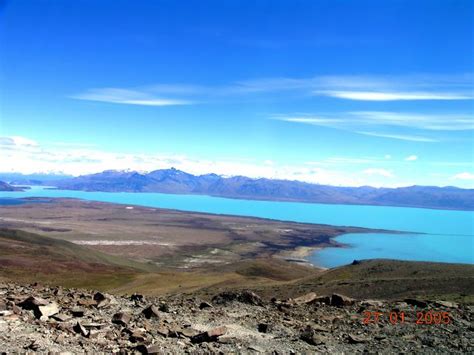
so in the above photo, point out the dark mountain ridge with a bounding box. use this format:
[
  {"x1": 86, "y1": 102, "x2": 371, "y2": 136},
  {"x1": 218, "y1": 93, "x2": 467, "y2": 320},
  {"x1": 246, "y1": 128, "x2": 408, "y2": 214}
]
[
  {"x1": 0, "y1": 172, "x2": 72, "y2": 186},
  {"x1": 0, "y1": 181, "x2": 25, "y2": 191},
  {"x1": 20, "y1": 168, "x2": 474, "y2": 210}
]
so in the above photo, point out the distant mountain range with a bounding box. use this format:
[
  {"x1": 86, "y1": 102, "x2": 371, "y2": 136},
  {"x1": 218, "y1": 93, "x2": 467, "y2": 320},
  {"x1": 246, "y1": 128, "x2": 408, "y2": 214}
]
[
  {"x1": 0, "y1": 181, "x2": 25, "y2": 191},
  {"x1": 0, "y1": 173, "x2": 72, "y2": 186},
  {"x1": 3, "y1": 168, "x2": 473, "y2": 210}
]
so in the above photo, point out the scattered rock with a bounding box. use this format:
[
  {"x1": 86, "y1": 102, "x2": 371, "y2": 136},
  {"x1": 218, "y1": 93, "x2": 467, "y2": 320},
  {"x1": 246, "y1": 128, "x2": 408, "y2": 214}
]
[
  {"x1": 19, "y1": 296, "x2": 59, "y2": 320},
  {"x1": 26, "y1": 340, "x2": 41, "y2": 351},
  {"x1": 212, "y1": 290, "x2": 264, "y2": 306},
  {"x1": 347, "y1": 334, "x2": 370, "y2": 344},
  {"x1": 77, "y1": 299, "x2": 97, "y2": 307},
  {"x1": 199, "y1": 301, "x2": 213, "y2": 310},
  {"x1": 112, "y1": 312, "x2": 131, "y2": 326},
  {"x1": 142, "y1": 305, "x2": 160, "y2": 319},
  {"x1": 11, "y1": 304, "x2": 22, "y2": 315},
  {"x1": 88, "y1": 329, "x2": 105, "y2": 339},
  {"x1": 159, "y1": 303, "x2": 170, "y2": 313},
  {"x1": 36, "y1": 302, "x2": 59, "y2": 319},
  {"x1": 330, "y1": 294, "x2": 355, "y2": 307},
  {"x1": 52, "y1": 313, "x2": 71, "y2": 322},
  {"x1": 248, "y1": 345, "x2": 265, "y2": 352},
  {"x1": 300, "y1": 326, "x2": 326, "y2": 346},
  {"x1": 70, "y1": 307, "x2": 86, "y2": 317},
  {"x1": 166, "y1": 325, "x2": 183, "y2": 338},
  {"x1": 94, "y1": 292, "x2": 112, "y2": 308},
  {"x1": 156, "y1": 325, "x2": 170, "y2": 337},
  {"x1": 179, "y1": 327, "x2": 198, "y2": 338},
  {"x1": 83, "y1": 322, "x2": 106, "y2": 329},
  {"x1": 19, "y1": 296, "x2": 48, "y2": 309},
  {"x1": 73, "y1": 321, "x2": 89, "y2": 337},
  {"x1": 93, "y1": 292, "x2": 107, "y2": 303},
  {"x1": 313, "y1": 295, "x2": 331, "y2": 304},
  {"x1": 434, "y1": 300, "x2": 458, "y2": 309},
  {"x1": 191, "y1": 326, "x2": 227, "y2": 343},
  {"x1": 360, "y1": 300, "x2": 384, "y2": 308},
  {"x1": 404, "y1": 299, "x2": 428, "y2": 308},
  {"x1": 290, "y1": 292, "x2": 318, "y2": 305},
  {"x1": 129, "y1": 329, "x2": 147, "y2": 343},
  {"x1": 136, "y1": 343, "x2": 162, "y2": 354},
  {"x1": 0, "y1": 282, "x2": 471, "y2": 353},
  {"x1": 257, "y1": 323, "x2": 271, "y2": 333},
  {"x1": 131, "y1": 293, "x2": 144, "y2": 302},
  {"x1": 309, "y1": 324, "x2": 330, "y2": 332}
]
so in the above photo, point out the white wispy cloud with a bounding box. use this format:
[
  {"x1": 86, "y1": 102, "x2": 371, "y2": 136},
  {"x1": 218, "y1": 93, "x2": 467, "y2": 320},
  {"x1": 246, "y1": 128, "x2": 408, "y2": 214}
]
[
  {"x1": 273, "y1": 109, "x2": 474, "y2": 142},
  {"x1": 3, "y1": 135, "x2": 472, "y2": 188},
  {"x1": 320, "y1": 156, "x2": 387, "y2": 165},
  {"x1": 356, "y1": 131, "x2": 438, "y2": 142},
  {"x1": 236, "y1": 73, "x2": 474, "y2": 100},
  {"x1": 430, "y1": 161, "x2": 474, "y2": 167},
  {"x1": 351, "y1": 111, "x2": 474, "y2": 131},
  {"x1": 0, "y1": 135, "x2": 406, "y2": 187},
  {"x1": 363, "y1": 168, "x2": 394, "y2": 178},
  {"x1": 452, "y1": 172, "x2": 474, "y2": 180},
  {"x1": 275, "y1": 112, "x2": 473, "y2": 132},
  {"x1": 0, "y1": 136, "x2": 38, "y2": 147},
  {"x1": 405, "y1": 155, "x2": 418, "y2": 161},
  {"x1": 314, "y1": 90, "x2": 472, "y2": 101},
  {"x1": 71, "y1": 73, "x2": 474, "y2": 105},
  {"x1": 276, "y1": 117, "x2": 346, "y2": 127},
  {"x1": 72, "y1": 88, "x2": 192, "y2": 106},
  {"x1": 307, "y1": 155, "x2": 429, "y2": 167}
]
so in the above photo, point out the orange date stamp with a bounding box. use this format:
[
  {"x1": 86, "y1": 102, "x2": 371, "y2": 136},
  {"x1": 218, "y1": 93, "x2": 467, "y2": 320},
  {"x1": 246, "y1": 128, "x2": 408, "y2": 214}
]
[{"x1": 363, "y1": 310, "x2": 451, "y2": 325}]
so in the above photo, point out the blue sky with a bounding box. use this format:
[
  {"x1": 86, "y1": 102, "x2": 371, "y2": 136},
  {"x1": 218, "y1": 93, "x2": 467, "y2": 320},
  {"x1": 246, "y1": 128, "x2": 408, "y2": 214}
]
[{"x1": 1, "y1": 0, "x2": 473, "y2": 187}]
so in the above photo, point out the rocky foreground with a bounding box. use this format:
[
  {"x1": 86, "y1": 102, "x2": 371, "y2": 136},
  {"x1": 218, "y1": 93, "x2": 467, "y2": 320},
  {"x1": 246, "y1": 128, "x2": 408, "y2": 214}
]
[{"x1": 0, "y1": 283, "x2": 472, "y2": 354}]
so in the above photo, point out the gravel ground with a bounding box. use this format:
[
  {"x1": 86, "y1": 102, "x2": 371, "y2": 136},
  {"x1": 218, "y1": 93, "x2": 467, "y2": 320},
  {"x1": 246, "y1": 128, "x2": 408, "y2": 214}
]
[{"x1": 0, "y1": 282, "x2": 472, "y2": 354}]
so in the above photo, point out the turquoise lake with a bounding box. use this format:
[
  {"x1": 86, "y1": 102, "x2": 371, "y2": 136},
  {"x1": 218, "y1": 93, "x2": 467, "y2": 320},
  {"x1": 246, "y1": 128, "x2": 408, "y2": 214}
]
[{"x1": 1, "y1": 186, "x2": 473, "y2": 267}]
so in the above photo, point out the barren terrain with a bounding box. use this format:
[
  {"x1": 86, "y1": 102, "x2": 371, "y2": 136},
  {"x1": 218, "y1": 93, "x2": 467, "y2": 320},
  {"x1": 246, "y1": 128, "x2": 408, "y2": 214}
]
[
  {"x1": 0, "y1": 198, "x2": 473, "y2": 353},
  {"x1": 0, "y1": 198, "x2": 381, "y2": 269}
]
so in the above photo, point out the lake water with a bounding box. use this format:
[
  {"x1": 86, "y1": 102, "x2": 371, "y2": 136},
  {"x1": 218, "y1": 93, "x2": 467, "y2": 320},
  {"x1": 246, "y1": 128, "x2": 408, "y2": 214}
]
[
  {"x1": 0, "y1": 197, "x2": 32, "y2": 206},
  {"x1": 0, "y1": 197, "x2": 51, "y2": 206},
  {"x1": 1, "y1": 186, "x2": 473, "y2": 267}
]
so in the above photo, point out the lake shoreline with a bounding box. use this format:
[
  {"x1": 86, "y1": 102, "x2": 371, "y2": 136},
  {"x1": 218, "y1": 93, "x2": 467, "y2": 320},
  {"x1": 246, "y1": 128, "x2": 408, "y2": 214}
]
[
  {"x1": 31, "y1": 183, "x2": 474, "y2": 212},
  {"x1": 0, "y1": 197, "x2": 380, "y2": 270},
  {"x1": 1, "y1": 187, "x2": 472, "y2": 267},
  {"x1": 275, "y1": 246, "x2": 328, "y2": 269}
]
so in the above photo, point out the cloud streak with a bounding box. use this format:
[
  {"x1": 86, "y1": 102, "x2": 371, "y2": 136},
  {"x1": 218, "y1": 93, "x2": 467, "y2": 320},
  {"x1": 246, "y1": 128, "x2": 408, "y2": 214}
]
[
  {"x1": 0, "y1": 135, "x2": 412, "y2": 188},
  {"x1": 71, "y1": 73, "x2": 474, "y2": 105},
  {"x1": 2, "y1": 135, "x2": 473, "y2": 188},
  {"x1": 452, "y1": 172, "x2": 474, "y2": 180},
  {"x1": 72, "y1": 88, "x2": 193, "y2": 106},
  {"x1": 273, "y1": 110, "x2": 474, "y2": 142},
  {"x1": 363, "y1": 168, "x2": 394, "y2": 178},
  {"x1": 314, "y1": 90, "x2": 472, "y2": 101},
  {"x1": 0, "y1": 136, "x2": 38, "y2": 147},
  {"x1": 357, "y1": 131, "x2": 439, "y2": 142},
  {"x1": 351, "y1": 111, "x2": 474, "y2": 131},
  {"x1": 405, "y1": 155, "x2": 418, "y2": 161},
  {"x1": 237, "y1": 73, "x2": 474, "y2": 101},
  {"x1": 275, "y1": 112, "x2": 473, "y2": 132}
]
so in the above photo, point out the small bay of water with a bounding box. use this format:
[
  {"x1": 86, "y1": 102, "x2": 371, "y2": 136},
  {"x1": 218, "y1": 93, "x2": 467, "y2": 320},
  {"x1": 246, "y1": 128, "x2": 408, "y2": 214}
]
[
  {"x1": 311, "y1": 233, "x2": 473, "y2": 268},
  {"x1": 1, "y1": 186, "x2": 473, "y2": 267},
  {"x1": 0, "y1": 198, "x2": 30, "y2": 206},
  {"x1": 0, "y1": 197, "x2": 51, "y2": 206}
]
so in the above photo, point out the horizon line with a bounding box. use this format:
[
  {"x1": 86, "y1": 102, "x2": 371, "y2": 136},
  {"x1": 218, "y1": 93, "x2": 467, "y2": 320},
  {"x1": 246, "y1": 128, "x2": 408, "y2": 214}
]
[{"x1": 1, "y1": 168, "x2": 472, "y2": 191}]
